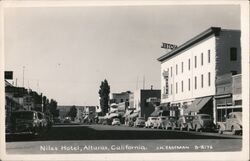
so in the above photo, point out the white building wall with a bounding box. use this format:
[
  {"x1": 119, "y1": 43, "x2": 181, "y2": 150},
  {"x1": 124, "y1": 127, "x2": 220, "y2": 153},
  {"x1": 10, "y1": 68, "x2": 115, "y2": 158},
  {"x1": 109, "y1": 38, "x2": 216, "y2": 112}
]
[
  {"x1": 133, "y1": 90, "x2": 141, "y2": 111},
  {"x1": 161, "y1": 35, "x2": 216, "y2": 104}
]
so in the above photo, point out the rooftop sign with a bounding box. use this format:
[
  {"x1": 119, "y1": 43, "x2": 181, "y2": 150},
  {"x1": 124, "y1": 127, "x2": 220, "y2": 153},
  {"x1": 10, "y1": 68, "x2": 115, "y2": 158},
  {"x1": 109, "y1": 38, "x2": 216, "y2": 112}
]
[{"x1": 161, "y1": 43, "x2": 178, "y2": 50}]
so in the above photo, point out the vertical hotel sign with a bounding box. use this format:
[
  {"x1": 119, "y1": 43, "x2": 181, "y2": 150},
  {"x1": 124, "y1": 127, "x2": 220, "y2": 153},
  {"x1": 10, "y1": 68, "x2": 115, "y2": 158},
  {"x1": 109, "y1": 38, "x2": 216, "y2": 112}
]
[{"x1": 162, "y1": 70, "x2": 169, "y2": 99}]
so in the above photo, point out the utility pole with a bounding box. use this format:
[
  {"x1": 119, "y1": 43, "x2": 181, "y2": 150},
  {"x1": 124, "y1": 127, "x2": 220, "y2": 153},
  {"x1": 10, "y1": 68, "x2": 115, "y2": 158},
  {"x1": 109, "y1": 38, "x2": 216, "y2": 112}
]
[
  {"x1": 143, "y1": 75, "x2": 145, "y2": 89},
  {"x1": 22, "y1": 66, "x2": 25, "y2": 87},
  {"x1": 15, "y1": 78, "x2": 18, "y2": 87}
]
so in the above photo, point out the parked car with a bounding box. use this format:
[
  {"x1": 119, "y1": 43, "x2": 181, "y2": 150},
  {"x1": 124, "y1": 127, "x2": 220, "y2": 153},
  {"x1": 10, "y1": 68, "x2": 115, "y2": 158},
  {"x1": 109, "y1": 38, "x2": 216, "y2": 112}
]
[
  {"x1": 176, "y1": 115, "x2": 195, "y2": 131},
  {"x1": 134, "y1": 117, "x2": 145, "y2": 127},
  {"x1": 145, "y1": 117, "x2": 157, "y2": 128},
  {"x1": 37, "y1": 112, "x2": 47, "y2": 129},
  {"x1": 155, "y1": 116, "x2": 168, "y2": 129},
  {"x1": 189, "y1": 114, "x2": 215, "y2": 132},
  {"x1": 217, "y1": 112, "x2": 242, "y2": 135},
  {"x1": 112, "y1": 118, "x2": 121, "y2": 126},
  {"x1": 164, "y1": 116, "x2": 178, "y2": 130},
  {"x1": 45, "y1": 114, "x2": 53, "y2": 129},
  {"x1": 9, "y1": 110, "x2": 40, "y2": 136},
  {"x1": 53, "y1": 117, "x2": 62, "y2": 124},
  {"x1": 63, "y1": 117, "x2": 71, "y2": 123}
]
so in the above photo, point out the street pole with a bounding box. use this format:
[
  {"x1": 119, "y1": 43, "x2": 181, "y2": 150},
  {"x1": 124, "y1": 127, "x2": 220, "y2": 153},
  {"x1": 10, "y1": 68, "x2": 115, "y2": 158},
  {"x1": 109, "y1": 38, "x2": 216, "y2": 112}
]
[{"x1": 22, "y1": 66, "x2": 25, "y2": 87}]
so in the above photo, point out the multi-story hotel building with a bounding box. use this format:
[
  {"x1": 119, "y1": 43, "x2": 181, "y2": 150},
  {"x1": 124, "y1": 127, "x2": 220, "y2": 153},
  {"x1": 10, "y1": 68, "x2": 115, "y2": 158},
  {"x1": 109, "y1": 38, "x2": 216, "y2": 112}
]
[{"x1": 157, "y1": 27, "x2": 241, "y2": 121}]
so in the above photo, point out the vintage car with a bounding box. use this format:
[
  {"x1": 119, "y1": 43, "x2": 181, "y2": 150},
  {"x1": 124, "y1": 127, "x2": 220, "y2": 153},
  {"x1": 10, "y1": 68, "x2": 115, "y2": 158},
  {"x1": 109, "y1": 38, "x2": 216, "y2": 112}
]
[
  {"x1": 145, "y1": 117, "x2": 157, "y2": 128},
  {"x1": 164, "y1": 116, "x2": 178, "y2": 130},
  {"x1": 9, "y1": 110, "x2": 40, "y2": 136},
  {"x1": 45, "y1": 114, "x2": 53, "y2": 129},
  {"x1": 189, "y1": 114, "x2": 215, "y2": 132},
  {"x1": 63, "y1": 117, "x2": 71, "y2": 123},
  {"x1": 176, "y1": 115, "x2": 195, "y2": 131},
  {"x1": 134, "y1": 117, "x2": 145, "y2": 127},
  {"x1": 217, "y1": 112, "x2": 242, "y2": 135},
  {"x1": 155, "y1": 116, "x2": 168, "y2": 129},
  {"x1": 37, "y1": 112, "x2": 48, "y2": 129},
  {"x1": 112, "y1": 118, "x2": 121, "y2": 126}
]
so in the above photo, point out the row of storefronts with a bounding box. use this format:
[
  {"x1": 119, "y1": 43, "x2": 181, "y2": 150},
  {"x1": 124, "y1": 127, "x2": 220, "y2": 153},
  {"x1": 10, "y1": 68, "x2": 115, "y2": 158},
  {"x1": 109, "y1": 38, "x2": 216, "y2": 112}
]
[{"x1": 157, "y1": 27, "x2": 242, "y2": 123}]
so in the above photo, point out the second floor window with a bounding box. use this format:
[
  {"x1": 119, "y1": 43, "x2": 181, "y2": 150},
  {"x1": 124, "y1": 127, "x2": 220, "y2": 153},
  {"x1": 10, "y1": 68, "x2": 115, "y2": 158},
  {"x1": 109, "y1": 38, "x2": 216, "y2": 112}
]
[
  {"x1": 176, "y1": 82, "x2": 178, "y2": 94},
  {"x1": 195, "y1": 56, "x2": 197, "y2": 68},
  {"x1": 201, "y1": 74, "x2": 204, "y2": 88},
  {"x1": 176, "y1": 64, "x2": 178, "y2": 75},
  {"x1": 230, "y1": 47, "x2": 237, "y2": 61},
  {"x1": 181, "y1": 81, "x2": 184, "y2": 92},
  {"x1": 208, "y1": 72, "x2": 211, "y2": 86},
  {"x1": 194, "y1": 76, "x2": 197, "y2": 89},
  {"x1": 188, "y1": 78, "x2": 191, "y2": 91}
]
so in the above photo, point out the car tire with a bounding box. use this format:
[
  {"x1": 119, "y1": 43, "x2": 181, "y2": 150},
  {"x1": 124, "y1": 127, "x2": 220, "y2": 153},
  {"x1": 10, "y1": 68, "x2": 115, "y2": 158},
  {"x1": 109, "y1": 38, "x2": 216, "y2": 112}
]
[
  {"x1": 195, "y1": 125, "x2": 199, "y2": 132},
  {"x1": 231, "y1": 126, "x2": 236, "y2": 135}
]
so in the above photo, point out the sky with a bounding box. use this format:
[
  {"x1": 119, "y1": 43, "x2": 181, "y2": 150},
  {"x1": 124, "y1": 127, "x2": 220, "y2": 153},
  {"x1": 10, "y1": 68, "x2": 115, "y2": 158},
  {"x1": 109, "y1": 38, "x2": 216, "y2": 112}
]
[{"x1": 4, "y1": 4, "x2": 240, "y2": 106}]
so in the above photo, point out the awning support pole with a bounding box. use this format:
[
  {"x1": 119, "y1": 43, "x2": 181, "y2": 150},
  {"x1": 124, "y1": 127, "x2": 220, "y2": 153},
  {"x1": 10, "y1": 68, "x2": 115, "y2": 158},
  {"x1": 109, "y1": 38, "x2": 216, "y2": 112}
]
[{"x1": 213, "y1": 97, "x2": 217, "y2": 124}]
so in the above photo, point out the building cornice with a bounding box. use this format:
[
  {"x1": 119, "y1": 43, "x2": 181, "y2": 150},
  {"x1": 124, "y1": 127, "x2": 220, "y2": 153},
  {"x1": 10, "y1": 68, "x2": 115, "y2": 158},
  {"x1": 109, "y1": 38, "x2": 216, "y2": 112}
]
[{"x1": 157, "y1": 27, "x2": 221, "y2": 62}]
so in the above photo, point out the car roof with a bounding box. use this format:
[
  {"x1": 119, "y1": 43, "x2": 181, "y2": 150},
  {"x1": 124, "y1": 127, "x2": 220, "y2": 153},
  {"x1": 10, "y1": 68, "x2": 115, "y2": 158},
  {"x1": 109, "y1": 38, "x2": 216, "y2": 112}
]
[
  {"x1": 196, "y1": 114, "x2": 210, "y2": 116},
  {"x1": 12, "y1": 110, "x2": 36, "y2": 113}
]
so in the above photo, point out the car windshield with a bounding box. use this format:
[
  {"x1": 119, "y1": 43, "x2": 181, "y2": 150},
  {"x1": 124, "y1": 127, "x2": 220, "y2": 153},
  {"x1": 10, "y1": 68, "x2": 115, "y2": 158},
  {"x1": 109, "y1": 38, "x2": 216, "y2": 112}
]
[
  {"x1": 12, "y1": 112, "x2": 33, "y2": 120},
  {"x1": 185, "y1": 116, "x2": 194, "y2": 120},
  {"x1": 113, "y1": 118, "x2": 119, "y2": 121},
  {"x1": 161, "y1": 117, "x2": 166, "y2": 120},
  {"x1": 234, "y1": 113, "x2": 242, "y2": 120},
  {"x1": 138, "y1": 118, "x2": 145, "y2": 121},
  {"x1": 151, "y1": 118, "x2": 157, "y2": 120},
  {"x1": 201, "y1": 115, "x2": 211, "y2": 119}
]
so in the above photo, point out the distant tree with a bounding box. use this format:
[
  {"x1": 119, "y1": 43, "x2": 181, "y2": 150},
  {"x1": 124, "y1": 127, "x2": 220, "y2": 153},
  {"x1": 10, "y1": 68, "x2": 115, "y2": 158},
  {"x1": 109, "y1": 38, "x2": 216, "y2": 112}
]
[
  {"x1": 98, "y1": 79, "x2": 110, "y2": 115},
  {"x1": 68, "y1": 105, "x2": 77, "y2": 121},
  {"x1": 49, "y1": 99, "x2": 59, "y2": 118}
]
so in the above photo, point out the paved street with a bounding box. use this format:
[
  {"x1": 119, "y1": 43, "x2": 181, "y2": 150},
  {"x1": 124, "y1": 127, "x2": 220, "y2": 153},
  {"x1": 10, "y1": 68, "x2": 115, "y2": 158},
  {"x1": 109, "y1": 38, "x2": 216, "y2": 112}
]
[{"x1": 6, "y1": 124, "x2": 242, "y2": 154}]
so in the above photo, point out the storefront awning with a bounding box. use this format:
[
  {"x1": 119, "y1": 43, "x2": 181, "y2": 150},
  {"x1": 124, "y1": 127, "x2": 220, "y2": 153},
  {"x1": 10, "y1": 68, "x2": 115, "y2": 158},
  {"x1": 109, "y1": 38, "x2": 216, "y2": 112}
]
[
  {"x1": 150, "y1": 110, "x2": 161, "y2": 117},
  {"x1": 124, "y1": 110, "x2": 133, "y2": 117},
  {"x1": 186, "y1": 96, "x2": 212, "y2": 112},
  {"x1": 128, "y1": 112, "x2": 138, "y2": 118}
]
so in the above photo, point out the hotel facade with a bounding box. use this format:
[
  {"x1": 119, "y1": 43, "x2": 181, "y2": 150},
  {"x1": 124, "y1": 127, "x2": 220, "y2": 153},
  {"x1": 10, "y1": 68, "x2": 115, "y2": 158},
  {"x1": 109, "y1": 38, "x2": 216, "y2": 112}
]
[{"x1": 157, "y1": 27, "x2": 241, "y2": 123}]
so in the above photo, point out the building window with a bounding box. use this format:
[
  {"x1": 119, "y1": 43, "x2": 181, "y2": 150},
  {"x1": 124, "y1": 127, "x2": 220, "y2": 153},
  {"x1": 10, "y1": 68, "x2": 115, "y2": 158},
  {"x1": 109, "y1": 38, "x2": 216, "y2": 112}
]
[
  {"x1": 230, "y1": 47, "x2": 237, "y2": 61},
  {"x1": 171, "y1": 67, "x2": 173, "y2": 77},
  {"x1": 171, "y1": 84, "x2": 173, "y2": 94},
  {"x1": 181, "y1": 81, "x2": 184, "y2": 92},
  {"x1": 188, "y1": 59, "x2": 191, "y2": 70},
  {"x1": 201, "y1": 74, "x2": 204, "y2": 88},
  {"x1": 176, "y1": 82, "x2": 178, "y2": 94},
  {"x1": 176, "y1": 64, "x2": 178, "y2": 75},
  {"x1": 231, "y1": 71, "x2": 237, "y2": 75},
  {"x1": 194, "y1": 76, "x2": 197, "y2": 89},
  {"x1": 201, "y1": 53, "x2": 203, "y2": 66},
  {"x1": 208, "y1": 72, "x2": 211, "y2": 86},
  {"x1": 181, "y1": 62, "x2": 184, "y2": 73},
  {"x1": 195, "y1": 56, "x2": 197, "y2": 68},
  {"x1": 188, "y1": 78, "x2": 190, "y2": 91},
  {"x1": 208, "y1": 50, "x2": 211, "y2": 63}
]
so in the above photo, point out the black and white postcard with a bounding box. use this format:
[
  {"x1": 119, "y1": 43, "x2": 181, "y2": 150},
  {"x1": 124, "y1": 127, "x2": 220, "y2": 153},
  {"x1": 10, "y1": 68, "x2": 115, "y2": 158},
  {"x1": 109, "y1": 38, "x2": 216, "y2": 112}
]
[{"x1": 0, "y1": 1, "x2": 249, "y2": 161}]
